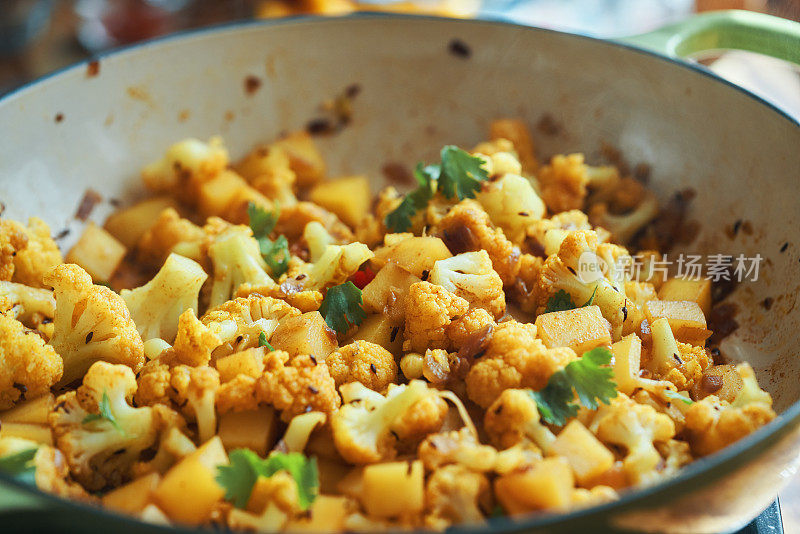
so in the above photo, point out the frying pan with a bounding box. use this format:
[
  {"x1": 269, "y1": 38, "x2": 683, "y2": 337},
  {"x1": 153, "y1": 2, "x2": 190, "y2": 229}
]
[{"x1": 0, "y1": 9, "x2": 799, "y2": 534}]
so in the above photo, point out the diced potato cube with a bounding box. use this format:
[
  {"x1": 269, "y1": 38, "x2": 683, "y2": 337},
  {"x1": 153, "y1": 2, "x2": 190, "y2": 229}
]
[
  {"x1": 643, "y1": 300, "x2": 710, "y2": 346},
  {"x1": 152, "y1": 436, "x2": 228, "y2": 525},
  {"x1": 535, "y1": 305, "x2": 612, "y2": 354},
  {"x1": 66, "y1": 222, "x2": 127, "y2": 282},
  {"x1": 102, "y1": 472, "x2": 161, "y2": 515},
  {"x1": 309, "y1": 176, "x2": 371, "y2": 228},
  {"x1": 286, "y1": 495, "x2": 350, "y2": 532},
  {"x1": 197, "y1": 169, "x2": 248, "y2": 217},
  {"x1": 349, "y1": 314, "x2": 402, "y2": 355},
  {"x1": 550, "y1": 421, "x2": 614, "y2": 485},
  {"x1": 494, "y1": 457, "x2": 574, "y2": 514},
  {"x1": 271, "y1": 311, "x2": 338, "y2": 358},
  {"x1": 218, "y1": 407, "x2": 278, "y2": 456},
  {"x1": 0, "y1": 393, "x2": 54, "y2": 424},
  {"x1": 658, "y1": 277, "x2": 712, "y2": 317},
  {"x1": 0, "y1": 423, "x2": 52, "y2": 445},
  {"x1": 104, "y1": 197, "x2": 178, "y2": 249},
  {"x1": 361, "y1": 263, "x2": 421, "y2": 323},
  {"x1": 272, "y1": 131, "x2": 326, "y2": 186},
  {"x1": 362, "y1": 461, "x2": 424, "y2": 518},
  {"x1": 612, "y1": 334, "x2": 643, "y2": 395},
  {"x1": 215, "y1": 348, "x2": 267, "y2": 382},
  {"x1": 373, "y1": 237, "x2": 452, "y2": 278}
]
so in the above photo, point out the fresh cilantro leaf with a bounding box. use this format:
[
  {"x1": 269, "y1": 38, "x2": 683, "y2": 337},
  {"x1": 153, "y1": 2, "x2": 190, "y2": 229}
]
[
  {"x1": 259, "y1": 234, "x2": 290, "y2": 279},
  {"x1": 258, "y1": 331, "x2": 275, "y2": 351},
  {"x1": 319, "y1": 281, "x2": 365, "y2": 334},
  {"x1": 529, "y1": 347, "x2": 618, "y2": 426},
  {"x1": 216, "y1": 449, "x2": 262, "y2": 508},
  {"x1": 216, "y1": 449, "x2": 319, "y2": 510},
  {"x1": 544, "y1": 290, "x2": 577, "y2": 313},
  {"x1": 82, "y1": 391, "x2": 125, "y2": 434},
  {"x1": 544, "y1": 286, "x2": 597, "y2": 313},
  {"x1": 437, "y1": 145, "x2": 489, "y2": 200},
  {"x1": 0, "y1": 448, "x2": 37, "y2": 485},
  {"x1": 248, "y1": 202, "x2": 279, "y2": 238},
  {"x1": 664, "y1": 390, "x2": 693, "y2": 405},
  {"x1": 581, "y1": 285, "x2": 598, "y2": 307},
  {"x1": 248, "y1": 202, "x2": 290, "y2": 279},
  {"x1": 384, "y1": 164, "x2": 435, "y2": 232}
]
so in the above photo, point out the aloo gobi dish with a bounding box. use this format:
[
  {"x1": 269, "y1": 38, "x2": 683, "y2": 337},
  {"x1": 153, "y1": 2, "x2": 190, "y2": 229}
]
[{"x1": 0, "y1": 119, "x2": 775, "y2": 531}]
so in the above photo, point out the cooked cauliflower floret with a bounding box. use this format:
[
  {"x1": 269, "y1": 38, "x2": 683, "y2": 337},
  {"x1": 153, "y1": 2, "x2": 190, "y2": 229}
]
[
  {"x1": 331, "y1": 380, "x2": 443, "y2": 464},
  {"x1": 300, "y1": 222, "x2": 373, "y2": 290},
  {"x1": 483, "y1": 388, "x2": 555, "y2": 452},
  {"x1": 274, "y1": 201, "x2": 354, "y2": 243},
  {"x1": 237, "y1": 144, "x2": 298, "y2": 207},
  {"x1": 0, "y1": 438, "x2": 91, "y2": 501},
  {"x1": 256, "y1": 350, "x2": 340, "y2": 422},
  {"x1": 536, "y1": 154, "x2": 619, "y2": 214},
  {"x1": 121, "y1": 253, "x2": 207, "y2": 342},
  {"x1": 207, "y1": 225, "x2": 279, "y2": 308},
  {"x1": 526, "y1": 210, "x2": 594, "y2": 257},
  {"x1": 476, "y1": 173, "x2": 545, "y2": 244},
  {"x1": 136, "y1": 208, "x2": 206, "y2": 267},
  {"x1": 445, "y1": 307, "x2": 496, "y2": 351},
  {"x1": 418, "y1": 428, "x2": 498, "y2": 472},
  {"x1": 44, "y1": 264, "x2": 145, "y2": 386},
  {"x1": 0, "y1": 312, "x2": 63, "y2": 410},
  {"x1": 50, "y1": 361, "x2": 178, "y2": 490},
  {"x1": 589, "y1": 192, "x2": 659, "y2": 245},
  {"x1": 403, "y1": 282, "x2": 469, "y2": 353},
  {"x1": 325, "y1": 340, "x2": 398, "y2": 391},
  {"x1": 588, "y1": 393, "x2": 675, "y2": 484},
  {"x1": 434, "y1": 200, "x2": 521, "y2": 285},
  {"x1": 391, "y1": 392, "x2": 449, "y2": 445},
  {"x1": 537, "y1": 230, "x2": 640, "y2": 340},
  {"x1": 202, "y1": 293, "x2": 300, "y2": 355},
  {"x1": 141, "y1": 136, "x2": 228, "y2": 202},
  {"x1": 466, "y1": 322, "x2": 576, "y2": 408},
  {"x1": 648, "y1": 317, "x2": 711, "y2": 391},
  {"x1": 0, "y1": 280, "x2": 55, "y2": 328},
  {"x1": 429, "y1": 251, "x2": 505, "y2": 319},
  {"x1": 684, "y1": 374, "x2": 775, "y2": 457},
  {"x1": 171, "y1": 308, "x2": 222, "y2": 366},
  {"x1": 424, "y1": 464, "x2": 490, "y2": 529},
  {"x1": 0, "y1": 217, "x2": 63, "y2": 287}
]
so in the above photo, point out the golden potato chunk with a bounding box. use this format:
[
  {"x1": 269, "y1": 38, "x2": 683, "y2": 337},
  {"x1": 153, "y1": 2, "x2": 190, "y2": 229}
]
[
  {"x1": 310, "y1": 176, "x2": 371, "y2": 228},
  {"x1": 535, "y1": 305, "x2": 612, "y2": 354},
  {"x1": 271, "y1": 311, "x2": 338, "y2": 358},
  {"x1": 362, "y1": 460, "x2": 424, "y2": 518},
  {"x1": 66, "y1": 222, "x2": 127, "y2": 282},
  {"x1": 658, "y1": 277, "x2": 712, "y2": 317}
]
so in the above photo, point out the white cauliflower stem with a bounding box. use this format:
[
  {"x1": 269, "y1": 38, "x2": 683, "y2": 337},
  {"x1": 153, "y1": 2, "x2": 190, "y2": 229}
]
[{"x1": 121, "y1": 253, "x2": 207, "y2": 342}]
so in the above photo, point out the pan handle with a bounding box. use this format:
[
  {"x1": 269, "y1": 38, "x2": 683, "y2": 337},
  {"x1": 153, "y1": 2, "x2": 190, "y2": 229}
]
[{"x1": 618, "y1": 9, "x2": 800, "y2": 66}]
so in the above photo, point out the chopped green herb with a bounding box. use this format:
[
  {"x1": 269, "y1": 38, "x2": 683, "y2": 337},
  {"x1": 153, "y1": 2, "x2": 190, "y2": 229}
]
[
  {"x1": 529, "y1": 347, "x2": 618, "y2": 426},
  {"x1": 437, "y1": 145, "x2": 489, "y2": 201},
  {"x1": 82, "y1": 391, "x2": 125, "y2": 434},
  {"x1": 544, "y1": 286, "x2": 598, "y2": 313},
  {"x1": 216, "y1": 449, "x2": 319, "y2": 510},
  {"x1": 248, "y1": 202, "x2": 290, "y2": 279},
  {"x1": 581, "y1": 285, "x2": 598, "y2": 307},
  {"x1": 319, "y1": 281, "x2": 366, "y2": 334},
  {"x1": 0, "y1": 448, "x2": 37, "y2": 486},
  {"x1": 258, "y1": 331, "x2": 275, "y2": 351},
  {"x1": 544, "y1": 290, "x2": 577, "y2": 313},
  {"x1": 384, "y1": 146, "x2": 489, "y2": 232},
  {"x1": 664, "y1": 390, "x2": 693, "y2": 405},
  {"x1": 384, "y1": 164, "x2": 436, "y2": 232}
]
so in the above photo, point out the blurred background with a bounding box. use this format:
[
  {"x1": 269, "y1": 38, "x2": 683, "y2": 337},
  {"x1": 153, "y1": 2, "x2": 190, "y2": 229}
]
[{"x1": 0, "y1": 1, "x2": 799, "y2": 113}]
